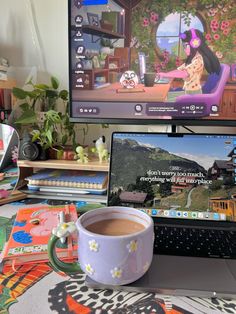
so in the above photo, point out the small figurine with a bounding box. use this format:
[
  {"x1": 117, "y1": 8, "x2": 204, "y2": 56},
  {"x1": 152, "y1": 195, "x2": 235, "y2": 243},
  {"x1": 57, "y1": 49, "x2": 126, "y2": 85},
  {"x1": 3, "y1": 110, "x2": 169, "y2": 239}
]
[
  {"x1": 92, "y1": 136, "x2": 109, "y2": 163},
  {"x1": 75, "y1": 146, "x2": 89, "y2": 163},
  {"x1": 120, "y1": 70, "x2": 139, "y2": 89}
]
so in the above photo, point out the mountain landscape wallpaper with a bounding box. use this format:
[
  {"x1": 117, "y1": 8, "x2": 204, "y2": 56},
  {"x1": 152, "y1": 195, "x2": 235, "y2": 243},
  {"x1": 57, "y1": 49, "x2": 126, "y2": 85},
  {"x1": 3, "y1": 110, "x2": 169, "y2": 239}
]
[{"x1": 108, "y1": 135, "x2": 236, "y2": 214}]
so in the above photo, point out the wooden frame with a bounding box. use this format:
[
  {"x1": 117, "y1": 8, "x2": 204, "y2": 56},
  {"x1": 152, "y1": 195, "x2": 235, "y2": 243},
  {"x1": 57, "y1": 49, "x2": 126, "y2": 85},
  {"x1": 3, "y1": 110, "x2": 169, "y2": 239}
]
[{"x1": 87, "y1": 12, "x2": 101, "y2": 28}]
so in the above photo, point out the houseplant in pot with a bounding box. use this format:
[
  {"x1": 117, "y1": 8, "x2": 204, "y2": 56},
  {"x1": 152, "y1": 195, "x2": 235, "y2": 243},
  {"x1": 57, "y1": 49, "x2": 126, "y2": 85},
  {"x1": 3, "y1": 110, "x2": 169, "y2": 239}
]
[
  {"x1": 100, "y1": 38, "x2": 114, "y2": 55},
  {"x1": 98, "y1": 52, "x2": 107, "y2": 68},
  {"x1": 12, "y1": 76, "x2": 77, "y2": 160}
]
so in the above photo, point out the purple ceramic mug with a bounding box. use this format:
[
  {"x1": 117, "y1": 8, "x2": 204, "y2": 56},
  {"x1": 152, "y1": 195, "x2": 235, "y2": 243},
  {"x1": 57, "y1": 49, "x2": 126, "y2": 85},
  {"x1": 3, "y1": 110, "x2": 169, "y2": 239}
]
[{"x1": 48, "y1": 206, "x2": 154, "y2": 285}]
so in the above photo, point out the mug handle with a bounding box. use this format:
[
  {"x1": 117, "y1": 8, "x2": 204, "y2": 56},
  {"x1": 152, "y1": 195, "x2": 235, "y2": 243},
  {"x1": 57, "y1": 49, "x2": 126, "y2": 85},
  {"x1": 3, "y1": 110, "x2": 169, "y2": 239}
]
[{"x1": 48, "y1": 222, "x2": 82, "y2": 274}]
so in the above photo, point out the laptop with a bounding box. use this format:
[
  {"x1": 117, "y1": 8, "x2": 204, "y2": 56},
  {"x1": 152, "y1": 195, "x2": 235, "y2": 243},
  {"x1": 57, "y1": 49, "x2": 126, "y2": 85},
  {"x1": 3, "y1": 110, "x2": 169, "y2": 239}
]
[{"x1": 86, "y1": 132, "x2": 236, "y2": 298}]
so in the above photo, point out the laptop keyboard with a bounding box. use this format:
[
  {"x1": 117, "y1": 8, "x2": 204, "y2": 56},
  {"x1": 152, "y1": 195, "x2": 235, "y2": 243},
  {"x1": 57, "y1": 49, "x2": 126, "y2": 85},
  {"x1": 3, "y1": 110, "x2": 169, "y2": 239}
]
[{"x1": 154, "y1": 225, "x2": 236, "y2": 258}]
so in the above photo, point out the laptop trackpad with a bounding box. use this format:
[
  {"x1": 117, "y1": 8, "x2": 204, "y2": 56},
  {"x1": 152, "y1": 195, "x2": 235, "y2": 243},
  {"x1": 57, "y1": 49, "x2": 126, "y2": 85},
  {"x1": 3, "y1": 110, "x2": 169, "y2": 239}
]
[{"x1": 86, "y1": 255, "x2": 236, "y2": 298}]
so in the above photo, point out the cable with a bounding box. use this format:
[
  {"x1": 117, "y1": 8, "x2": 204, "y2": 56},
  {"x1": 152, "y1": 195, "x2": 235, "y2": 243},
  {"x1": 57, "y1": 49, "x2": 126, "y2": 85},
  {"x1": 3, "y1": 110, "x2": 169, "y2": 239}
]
[
  {"x1": 182, "y1": 126, "x2": 195, "y2": 133},
  {"x1": 25, "y1": 0, "x2": 46, "y2": 71}
]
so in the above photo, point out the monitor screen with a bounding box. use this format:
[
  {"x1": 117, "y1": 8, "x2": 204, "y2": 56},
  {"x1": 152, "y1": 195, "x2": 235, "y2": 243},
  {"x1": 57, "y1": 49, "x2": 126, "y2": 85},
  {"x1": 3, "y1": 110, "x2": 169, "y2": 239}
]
[
  {"x1": 69, "y1": 0, "x2": 236, "y2": 125},
  {"x1": 108, "y1": 132, "x2": 236, "y2": 223}
]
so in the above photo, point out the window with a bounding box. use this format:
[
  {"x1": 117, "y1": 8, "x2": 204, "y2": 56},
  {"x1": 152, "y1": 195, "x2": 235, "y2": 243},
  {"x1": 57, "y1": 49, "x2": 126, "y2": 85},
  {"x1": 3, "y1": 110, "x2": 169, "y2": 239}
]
[{"x1": 156, "y1": 13, "x2": 204, "y2": 57}]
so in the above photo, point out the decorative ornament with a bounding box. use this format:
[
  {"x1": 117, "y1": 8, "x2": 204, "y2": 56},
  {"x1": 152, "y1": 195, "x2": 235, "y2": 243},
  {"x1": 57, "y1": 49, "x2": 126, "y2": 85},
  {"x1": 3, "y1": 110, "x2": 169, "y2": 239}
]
[{"x1": 120, "y1": 71, "x2": 139, "y2": 89}]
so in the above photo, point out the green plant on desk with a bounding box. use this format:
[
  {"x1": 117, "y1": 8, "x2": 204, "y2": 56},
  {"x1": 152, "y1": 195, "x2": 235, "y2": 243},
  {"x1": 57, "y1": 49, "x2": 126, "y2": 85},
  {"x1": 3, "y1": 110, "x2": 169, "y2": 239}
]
[
  {"x1": 31, "y1": 110, "x2": 61, "y2": 150},
  {"x1": 12, "y1": 76, "x2": 77, "y2": 155}
]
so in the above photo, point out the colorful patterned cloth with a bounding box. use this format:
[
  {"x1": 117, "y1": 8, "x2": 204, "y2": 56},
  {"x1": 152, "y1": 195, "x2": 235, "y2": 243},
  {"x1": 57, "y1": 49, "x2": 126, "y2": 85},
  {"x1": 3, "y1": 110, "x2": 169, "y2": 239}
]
[
  {"x1": 1, "y1": 198, "x2": 236, "y2": 314},
  {"x1": 0, "y1": 263, "x2": 51, "y2": 312},
  {"x1": 61, "y1": 274, "x2": 236, "y2": 314}
]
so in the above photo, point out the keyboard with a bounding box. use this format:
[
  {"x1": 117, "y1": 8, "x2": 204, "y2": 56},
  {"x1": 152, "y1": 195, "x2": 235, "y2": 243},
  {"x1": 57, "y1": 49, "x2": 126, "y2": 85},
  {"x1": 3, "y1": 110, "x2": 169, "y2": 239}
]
[{"x1": 154, "y1": 225, "x2": 236, "y2": 258}]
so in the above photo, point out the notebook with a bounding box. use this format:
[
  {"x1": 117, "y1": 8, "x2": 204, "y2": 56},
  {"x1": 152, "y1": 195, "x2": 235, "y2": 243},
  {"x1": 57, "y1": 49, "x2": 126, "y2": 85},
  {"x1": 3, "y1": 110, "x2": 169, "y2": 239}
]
[
  {"x1": 88, "y1": 132, "x2": 236, "y2": 298},
  {"x1": 0, "y1": 204, "x2": 78, "y2": 267},
  {"x1": 26, "y1": 169, "x2": 108, "y2": 191}
]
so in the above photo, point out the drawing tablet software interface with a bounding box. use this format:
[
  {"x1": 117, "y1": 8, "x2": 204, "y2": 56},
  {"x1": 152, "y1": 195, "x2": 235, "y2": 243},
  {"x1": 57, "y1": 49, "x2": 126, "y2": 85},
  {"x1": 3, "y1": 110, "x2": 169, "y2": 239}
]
[{"x1": 109, "y1": 133, "x2": 236, "y2": 223}]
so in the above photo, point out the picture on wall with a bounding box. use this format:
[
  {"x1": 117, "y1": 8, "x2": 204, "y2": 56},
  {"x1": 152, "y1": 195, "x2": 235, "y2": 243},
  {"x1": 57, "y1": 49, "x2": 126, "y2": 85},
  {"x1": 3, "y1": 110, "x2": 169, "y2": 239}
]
[{"x1": 87, "y1": 12, "x2": 100, "y2": 27}]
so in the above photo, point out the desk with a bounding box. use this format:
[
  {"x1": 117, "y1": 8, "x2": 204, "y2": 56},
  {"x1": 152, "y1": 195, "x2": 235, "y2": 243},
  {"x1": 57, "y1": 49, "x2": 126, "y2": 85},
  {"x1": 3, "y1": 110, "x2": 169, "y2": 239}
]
[
  {"x1": 0, "y1": 198, "x2": 236, "y2": 314},
  {"x1": 73, "y1": 82, "x2": 172, "y2": 102},
  {"x1": 0, "y1": 190, "x2": 25, "y2": 205}
]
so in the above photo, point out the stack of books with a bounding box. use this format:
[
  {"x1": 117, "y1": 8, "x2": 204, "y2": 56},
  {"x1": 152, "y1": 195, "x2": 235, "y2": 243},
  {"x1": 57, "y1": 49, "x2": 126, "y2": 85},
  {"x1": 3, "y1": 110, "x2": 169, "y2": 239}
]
[
  {"x1": 0, "y1": 57, "x2": 9, "y2": 81},
  {"x1": 25, "y1": 169, "x2": 108, "y2": 195}
]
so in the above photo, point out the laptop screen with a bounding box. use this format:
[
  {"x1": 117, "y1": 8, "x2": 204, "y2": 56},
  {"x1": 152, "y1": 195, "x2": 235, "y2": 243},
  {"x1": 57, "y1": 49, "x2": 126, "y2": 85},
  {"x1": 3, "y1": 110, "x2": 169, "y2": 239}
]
[{"x1": 108, "y1": 132, "x2": 236, "y2": 223}]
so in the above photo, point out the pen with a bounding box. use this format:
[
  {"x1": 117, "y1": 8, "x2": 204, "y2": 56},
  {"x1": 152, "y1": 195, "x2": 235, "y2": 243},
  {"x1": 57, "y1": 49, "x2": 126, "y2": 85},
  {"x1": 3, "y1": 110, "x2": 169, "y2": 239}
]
[{"x1": 58, "y1": 211, "x2": 66, "y2": 244}]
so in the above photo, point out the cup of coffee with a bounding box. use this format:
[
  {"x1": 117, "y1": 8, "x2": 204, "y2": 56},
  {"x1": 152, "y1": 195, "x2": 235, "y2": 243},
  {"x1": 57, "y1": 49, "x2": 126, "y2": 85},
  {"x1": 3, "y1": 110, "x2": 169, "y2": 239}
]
[
  {"x1": 48, "y1": 206, "x2": 154, "y2": 285},
  {"x1": 144, "y1": 72, "x2": 156, "y2": 87}
]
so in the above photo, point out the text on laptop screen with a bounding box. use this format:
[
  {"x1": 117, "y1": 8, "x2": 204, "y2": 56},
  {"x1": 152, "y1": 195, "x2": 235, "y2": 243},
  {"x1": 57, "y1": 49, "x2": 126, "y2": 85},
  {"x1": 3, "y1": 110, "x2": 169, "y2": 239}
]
[
  {"x1": 69, "y1": 0, "x2": 236, "y2": 125},
  {"x1": 108, "y1": 133, "x2": 236, "y2": 222}
]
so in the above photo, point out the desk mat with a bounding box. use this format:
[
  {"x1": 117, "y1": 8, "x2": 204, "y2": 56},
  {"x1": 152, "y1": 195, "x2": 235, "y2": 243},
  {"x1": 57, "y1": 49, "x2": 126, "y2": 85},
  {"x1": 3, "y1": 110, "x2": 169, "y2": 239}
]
[
  {"x1": 0, "y1": 263, "x2": 51, "y2": 313},
  {"x1": 61, "y1": 274, "x2": 236, "y2": 314},
  {"x1": 1, "y1": 198, "x2": 236, "y2": 314}
]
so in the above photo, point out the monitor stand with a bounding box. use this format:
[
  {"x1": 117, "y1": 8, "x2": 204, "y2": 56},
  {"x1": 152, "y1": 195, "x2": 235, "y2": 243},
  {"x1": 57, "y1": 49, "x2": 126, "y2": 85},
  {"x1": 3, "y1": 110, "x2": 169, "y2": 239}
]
[{"x1": 147, "y1": 125, "x2": 179, "y2": 133}]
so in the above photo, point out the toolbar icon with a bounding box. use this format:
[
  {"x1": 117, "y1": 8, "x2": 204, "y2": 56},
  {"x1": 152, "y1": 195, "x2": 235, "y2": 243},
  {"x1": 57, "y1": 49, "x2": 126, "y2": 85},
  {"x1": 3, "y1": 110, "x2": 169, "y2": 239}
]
[
  {"x1": 76, "y1": 46, "x2": 85, "y2": 55},
  {"x1": 75, "y1": 29, "x2": 83, "y2": 38},
  {"x1": 152, "y1": 209, "x2": 157, "y2": 216},
  {"x1": 164, "y1": 210, "x2": 169, "y2": 217},
  {"x1": 76, "y1": 62, "x2": 83, "y2": 70},
  {"x1": 74, "y1": 0, "x2": 82, "y2": 9},
  {"x1": 75, "y1": 15, "x2": 83, "y2": 24}
]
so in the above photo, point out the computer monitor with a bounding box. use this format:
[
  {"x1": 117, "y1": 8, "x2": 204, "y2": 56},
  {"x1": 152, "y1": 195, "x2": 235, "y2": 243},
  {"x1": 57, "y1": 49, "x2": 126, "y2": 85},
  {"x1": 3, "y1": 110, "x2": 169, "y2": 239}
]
[{"x1": 69, "y1": 0, "x2": 235, "y2": 125}]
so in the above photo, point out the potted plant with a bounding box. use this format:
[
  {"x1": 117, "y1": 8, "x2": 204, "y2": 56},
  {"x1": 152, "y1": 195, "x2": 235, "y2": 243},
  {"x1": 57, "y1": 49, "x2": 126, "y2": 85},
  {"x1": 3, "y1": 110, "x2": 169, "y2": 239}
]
[
  {"x1": 30, "y1": 110, "x2": 61, "y2": 160},
  {"x1": 98, "y1": 52, "x2": 107, "y2": 68},
  {"x1": 100, "y1": 38, "x2": 114, "y2": 55},
  {"x1": 82, "y1": 50, "x2": 94, "y2": 70},
  {"x1": 12, "y1": 76, "x2": 77, "y2": 160}
]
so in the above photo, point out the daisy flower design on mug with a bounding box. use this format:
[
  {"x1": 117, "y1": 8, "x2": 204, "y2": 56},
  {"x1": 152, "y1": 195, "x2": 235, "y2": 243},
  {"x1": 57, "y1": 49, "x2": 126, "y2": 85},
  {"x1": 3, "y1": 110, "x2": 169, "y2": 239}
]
[
  {"x1": 127, "y1": 240, "x2": 138, "y2": 253},
  {"x1": 52, "y1": 222, "x2": 76, "y2": 238},
  {"x1": 88, "y1": 239, "x2": 99, "y2": 252},
  {"x1": 85, "y1": 264, "x2": 94, "y2": 275},
  {"x1": 111, "y1": 267, "x2": 123, "y2": 279}
]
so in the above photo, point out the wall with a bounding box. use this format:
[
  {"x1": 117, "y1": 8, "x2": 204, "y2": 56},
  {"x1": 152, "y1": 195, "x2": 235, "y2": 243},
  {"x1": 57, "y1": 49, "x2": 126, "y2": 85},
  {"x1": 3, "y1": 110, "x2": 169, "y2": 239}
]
[
  {"x1": 0, "y1": 0, "x2": 235, "y2": 145},
  {"x1": 0, "y1": 0, "x2": 68, "y2": 87}
]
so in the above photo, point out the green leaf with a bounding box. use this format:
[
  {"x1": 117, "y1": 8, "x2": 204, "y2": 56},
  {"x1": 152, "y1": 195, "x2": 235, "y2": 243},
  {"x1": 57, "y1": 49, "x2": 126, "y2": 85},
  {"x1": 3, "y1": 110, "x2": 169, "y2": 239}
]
[
  {"x1": 59, "y1": 90, "x2": 69, "y2": 101},
  {"x1": 19, "y1": 103, "x2": 30, "y2": 111},
  {"x1": 62, "y1": 134, "x2": 68, "y2": 145},
  {"x1": 49, "y1": 110, "x2": 61, "y2": 123},
  {"x1": 31, "y1": 130, "x2": 40, "y2": 142},
  {"x1": 25, "y1": 77, "x2": 33, "y2": 86},
  {"x1": 34, "y1": 84, "x2": 50, "y2": 90},
  {"x1": 12, "y1": 87, "x2": 28, "y2": 99},
  {"x1": 51, "y1": 76, "x2": 59, "y2": 89},
  {"x1": 27, "y1": 90, "x2": 43, "y2": 98},
  {"x1": 46, "y1": 130, "x2": 53, "y2": 145},
  {"x1": 46, "y1": 89, "x2": 58, "y2": 99},
  {"x1": 15, "y1": 109, "x2": 37, "y2": 124}
]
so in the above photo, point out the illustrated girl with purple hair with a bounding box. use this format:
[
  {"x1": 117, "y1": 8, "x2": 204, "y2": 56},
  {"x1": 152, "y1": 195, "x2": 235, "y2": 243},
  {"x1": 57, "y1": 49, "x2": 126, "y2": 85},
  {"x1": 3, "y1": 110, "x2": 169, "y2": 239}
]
[{"x1": 159, "y1": 28, "x2": 221, "y2": 101}]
